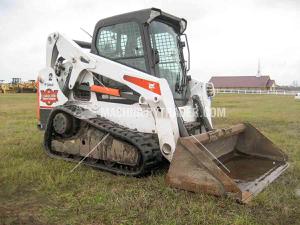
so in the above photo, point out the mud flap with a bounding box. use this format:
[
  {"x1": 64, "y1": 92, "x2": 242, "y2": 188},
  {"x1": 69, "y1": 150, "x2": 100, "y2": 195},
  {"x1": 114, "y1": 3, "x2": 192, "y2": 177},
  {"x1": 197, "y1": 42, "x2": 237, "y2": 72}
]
[{"x1": 166, "y1": 123, "x2": 288, "y2": 203}]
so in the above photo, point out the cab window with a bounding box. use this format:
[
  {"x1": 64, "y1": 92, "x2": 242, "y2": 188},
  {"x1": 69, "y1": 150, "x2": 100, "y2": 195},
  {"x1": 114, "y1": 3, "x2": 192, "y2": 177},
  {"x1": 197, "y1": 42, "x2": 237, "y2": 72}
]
[{"x1": 96, "y1": 22, "x2": 146, "y2": 72}]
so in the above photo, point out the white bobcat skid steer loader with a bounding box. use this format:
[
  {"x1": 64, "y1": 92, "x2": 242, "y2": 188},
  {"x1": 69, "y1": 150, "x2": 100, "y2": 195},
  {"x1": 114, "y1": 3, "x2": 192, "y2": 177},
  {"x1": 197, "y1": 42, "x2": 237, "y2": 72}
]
[{"x1": 37, "y1": 8, "x2": 288, "y2": 203}]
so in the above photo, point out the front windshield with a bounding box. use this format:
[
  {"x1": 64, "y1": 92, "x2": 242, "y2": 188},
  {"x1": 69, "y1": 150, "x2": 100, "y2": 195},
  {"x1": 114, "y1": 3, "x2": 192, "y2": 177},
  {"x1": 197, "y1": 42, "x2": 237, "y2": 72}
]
[{"x1": 149, "y1": 21, "x2": 184, "y2": 93}]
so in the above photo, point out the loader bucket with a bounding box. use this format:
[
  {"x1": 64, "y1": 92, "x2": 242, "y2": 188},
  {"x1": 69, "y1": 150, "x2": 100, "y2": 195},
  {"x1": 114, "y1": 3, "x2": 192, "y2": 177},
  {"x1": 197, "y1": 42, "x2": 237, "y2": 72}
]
[{"x1": 166, "y1": 123, "x2": 288, "y2": 203}]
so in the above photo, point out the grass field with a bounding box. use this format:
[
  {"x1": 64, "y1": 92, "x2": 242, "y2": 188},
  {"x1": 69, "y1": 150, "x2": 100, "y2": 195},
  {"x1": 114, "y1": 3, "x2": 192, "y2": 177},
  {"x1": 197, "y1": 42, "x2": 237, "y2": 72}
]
[{"x1": 0, "y1": 94, "x2": 299, "y2": 225}]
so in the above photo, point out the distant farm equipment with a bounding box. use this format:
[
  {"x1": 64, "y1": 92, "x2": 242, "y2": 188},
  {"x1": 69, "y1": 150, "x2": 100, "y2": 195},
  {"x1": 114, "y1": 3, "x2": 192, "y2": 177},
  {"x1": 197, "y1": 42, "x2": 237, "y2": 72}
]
[
  {"x1": 18, "y1": 80, "x2": 37, "y2": 93},
  {"x1": 0, "y1": 78, "x2": 37, "y2": 93},
  {"x1": 0, "y1": 80, "x2": 4, "y2": 93}
]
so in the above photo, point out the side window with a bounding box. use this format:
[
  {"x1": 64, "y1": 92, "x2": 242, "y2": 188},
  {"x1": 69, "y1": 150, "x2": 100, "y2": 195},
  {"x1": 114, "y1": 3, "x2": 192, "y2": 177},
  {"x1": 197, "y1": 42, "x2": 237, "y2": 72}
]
[
  {"x1": 96, "y1": 22, "x2": 146, "y2": 72},
  {"x1": 150, "y1": 21, "x2": 183, "y2": 93}
]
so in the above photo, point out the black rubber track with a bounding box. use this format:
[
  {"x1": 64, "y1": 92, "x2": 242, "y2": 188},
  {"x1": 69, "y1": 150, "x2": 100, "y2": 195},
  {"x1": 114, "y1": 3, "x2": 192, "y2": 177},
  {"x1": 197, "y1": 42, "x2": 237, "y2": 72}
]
[{"x1": 44, "y1": 104, "x2": 163, "y2": 176}]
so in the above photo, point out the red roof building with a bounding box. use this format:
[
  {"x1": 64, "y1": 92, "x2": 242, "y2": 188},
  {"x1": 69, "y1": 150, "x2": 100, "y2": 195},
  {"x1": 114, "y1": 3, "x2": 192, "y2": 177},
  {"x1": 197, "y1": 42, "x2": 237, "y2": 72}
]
[{"x1": 209, "y1": 76, "x2": 276, "y2": 90}]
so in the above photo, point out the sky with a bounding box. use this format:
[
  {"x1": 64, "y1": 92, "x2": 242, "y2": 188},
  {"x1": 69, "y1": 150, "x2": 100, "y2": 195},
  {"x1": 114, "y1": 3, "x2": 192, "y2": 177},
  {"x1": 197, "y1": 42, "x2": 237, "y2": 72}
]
[{"x1": 0, "y1": 0, "x2": 299, "y2": 85}]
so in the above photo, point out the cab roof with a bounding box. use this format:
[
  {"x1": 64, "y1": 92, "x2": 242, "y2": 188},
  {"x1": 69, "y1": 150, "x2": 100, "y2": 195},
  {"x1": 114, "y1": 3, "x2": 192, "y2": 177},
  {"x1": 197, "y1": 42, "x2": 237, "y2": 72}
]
[{"x1": 94, "y1": 8, "x2": 187, "y2": 34}]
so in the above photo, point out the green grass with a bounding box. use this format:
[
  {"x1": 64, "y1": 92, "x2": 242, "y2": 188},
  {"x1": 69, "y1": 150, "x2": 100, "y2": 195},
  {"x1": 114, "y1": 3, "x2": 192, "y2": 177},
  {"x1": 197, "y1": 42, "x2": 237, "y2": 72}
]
[{"x1": 0, "y1": 94, "x2": 299, "y2": 225}]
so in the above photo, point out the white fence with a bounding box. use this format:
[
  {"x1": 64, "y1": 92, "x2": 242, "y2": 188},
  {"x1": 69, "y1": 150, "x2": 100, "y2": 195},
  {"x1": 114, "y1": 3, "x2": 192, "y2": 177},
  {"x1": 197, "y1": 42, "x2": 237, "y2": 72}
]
[{"x1": 215, "y1": 89, "x2": 298, "y2": 96}]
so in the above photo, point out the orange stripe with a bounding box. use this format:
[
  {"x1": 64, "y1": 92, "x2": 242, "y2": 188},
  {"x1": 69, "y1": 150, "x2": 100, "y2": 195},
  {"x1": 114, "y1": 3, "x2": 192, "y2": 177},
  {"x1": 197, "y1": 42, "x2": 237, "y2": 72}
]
[
  {"x1": 123, "y1": 75, "x2": 161, "y2": 95},
  {"x1": 90, "y1": 85, "x2": 120, "y2": 97}
]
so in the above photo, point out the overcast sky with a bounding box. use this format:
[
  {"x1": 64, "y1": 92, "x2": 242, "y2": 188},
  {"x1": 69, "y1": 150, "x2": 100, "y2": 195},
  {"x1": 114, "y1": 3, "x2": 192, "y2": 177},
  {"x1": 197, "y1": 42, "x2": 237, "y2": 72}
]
[{"x1": 0, "y1": 0, "x2": 299, "y2": 85}]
